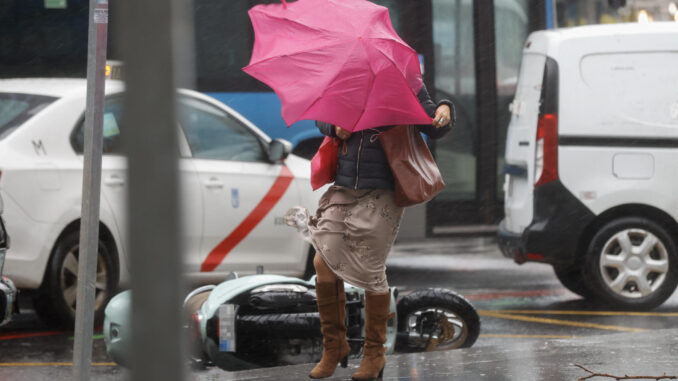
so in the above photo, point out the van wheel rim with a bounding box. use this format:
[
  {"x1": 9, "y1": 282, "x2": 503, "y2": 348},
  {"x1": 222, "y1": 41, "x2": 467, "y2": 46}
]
[
  {"x1": 599, "y1": 229, "x2": 669, "y2": 299},
  {"x1": 60, "y1": 246, "x2": 108, "y2": 312}
]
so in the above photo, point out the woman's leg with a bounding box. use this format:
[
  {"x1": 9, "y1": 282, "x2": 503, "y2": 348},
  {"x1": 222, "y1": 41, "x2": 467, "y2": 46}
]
[
  {"x1": 313, "y1": 253, "x2": 338, "y2": 283},
  {"x1": 309, "y1": 252, "x2": 350, "y2": 379},
  {"x1": 352, "y1": 290, "x2": 391, "y2": 381}
]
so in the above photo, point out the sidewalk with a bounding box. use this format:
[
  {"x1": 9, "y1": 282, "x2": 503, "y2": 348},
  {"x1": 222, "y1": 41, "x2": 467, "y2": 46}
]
[
  {"x1": 4, "y1": 328, "x2": 675, "y2": 380},
  {"x1": 195, "y1": 328, "x2": 678, "y2": 380}
]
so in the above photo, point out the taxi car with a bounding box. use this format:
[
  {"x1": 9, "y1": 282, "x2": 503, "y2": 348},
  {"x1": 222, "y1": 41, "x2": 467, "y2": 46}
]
[{"x1": 0, "y1": 78, "x2": 319, "y2": 325}]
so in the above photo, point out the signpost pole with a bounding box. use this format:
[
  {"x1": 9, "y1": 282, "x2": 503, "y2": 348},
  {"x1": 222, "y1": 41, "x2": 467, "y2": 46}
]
[{"x1": 72, "y1": 0, "x2": 108, "y2": 379}]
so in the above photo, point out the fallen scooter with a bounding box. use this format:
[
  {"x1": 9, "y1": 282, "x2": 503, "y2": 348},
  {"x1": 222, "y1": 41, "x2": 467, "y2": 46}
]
[{"x1": 104, "y1": 272, "x2": 480, "y2": 371}]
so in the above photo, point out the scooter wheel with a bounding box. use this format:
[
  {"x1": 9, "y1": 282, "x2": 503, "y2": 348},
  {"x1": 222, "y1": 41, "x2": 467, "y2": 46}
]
[{"x1": 395, "y1": 288, "x2": 480, "y2": 352}]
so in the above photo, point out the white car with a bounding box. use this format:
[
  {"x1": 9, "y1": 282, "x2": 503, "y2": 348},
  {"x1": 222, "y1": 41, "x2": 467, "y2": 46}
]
[
  {"x1": 0, "y1": 78, "x2": 319, "y2": 325},
  {"x1": 498, "y1": 23, "x2": 678, "y2": 309},
  {"x1": 1, "y1": 193, "x2": 16, "y2": 326}
]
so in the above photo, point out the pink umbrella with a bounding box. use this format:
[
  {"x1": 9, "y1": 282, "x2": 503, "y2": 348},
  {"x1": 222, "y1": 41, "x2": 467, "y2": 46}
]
[{"x1": 243, "y1": 0, "x2": 432, "y2": 132}]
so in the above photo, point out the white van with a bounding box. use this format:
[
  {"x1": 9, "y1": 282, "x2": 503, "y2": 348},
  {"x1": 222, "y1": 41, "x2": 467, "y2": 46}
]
[{"x1": 498, "y1": 22, "x2": 678, "y2": 309}]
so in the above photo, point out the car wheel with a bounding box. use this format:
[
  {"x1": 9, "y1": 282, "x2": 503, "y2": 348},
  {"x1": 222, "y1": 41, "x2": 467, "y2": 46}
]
[
  {"x1": 552, "y1": 264, "x2": 594, "y2": 299},
  {"x1": 34, "y1": 231, "x2": 118, "y2": 327},
  {"x1": 583, "y1": 217, "x2": 678, "y2": 309}
]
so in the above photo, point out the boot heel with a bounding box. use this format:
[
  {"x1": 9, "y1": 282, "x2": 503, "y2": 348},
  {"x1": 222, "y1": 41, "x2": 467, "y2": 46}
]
[
  {"x1": 340, "y1": 355, "x2": 348, "y2": 368},
  {"x1": 377, "y1": 367, "x2": 384, "y2": 379}
]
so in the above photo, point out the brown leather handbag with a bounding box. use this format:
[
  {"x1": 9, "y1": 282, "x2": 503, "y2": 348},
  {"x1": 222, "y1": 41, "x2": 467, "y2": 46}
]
[{"x1": 378, "y1": 125, "x2": 445, "y2": 207}]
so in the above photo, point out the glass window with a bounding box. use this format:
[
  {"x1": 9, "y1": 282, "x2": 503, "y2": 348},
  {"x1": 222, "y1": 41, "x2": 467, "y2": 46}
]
[
  {"x1": 193, "y1": 0, "x2": 265, "y2": 92},
  {"x1": 0, "y1": 0, "x2": 89, "y2": 78},
  {"x1": 192, "y1": 0, "x2": 413, "y2": 93},
  {"x1": 0, "y1": 93, "x2": 57, "y2": 140},
  {"x1": 495, "y1": 0, "x2": 529, "y2": 199},
  {"x1": 431, "y1": 0, "x2": 477, "y2": 201},
  {"x1": 179, "y1": 97, "x2": 266, "y2": 162},
  {"x1": 554, "y1": 0, "x2": 645, "y2": 27},
  {"x1": 71, "y1": 96, "x2": 124, "y2": 154},
  {"x1": 372, "y1": 0, "x2": 404, "y2": 33}
]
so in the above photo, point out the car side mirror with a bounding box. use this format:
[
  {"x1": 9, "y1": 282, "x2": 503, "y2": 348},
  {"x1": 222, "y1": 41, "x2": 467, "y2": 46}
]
[{"x1": 268, "y1": 139, "x2": 292, "y2": 163}]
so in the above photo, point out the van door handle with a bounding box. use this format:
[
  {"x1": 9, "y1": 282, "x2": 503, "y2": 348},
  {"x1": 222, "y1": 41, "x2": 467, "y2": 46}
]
[
  {"x1": 204, "y1": 177, "x2": 224, "y2": 189},
  {"x1": 502, "y1": 164, "x2": 527, "y2": 176},
  {"x1": 104, "y1": 175, "x2": 125, "y2": 187}
]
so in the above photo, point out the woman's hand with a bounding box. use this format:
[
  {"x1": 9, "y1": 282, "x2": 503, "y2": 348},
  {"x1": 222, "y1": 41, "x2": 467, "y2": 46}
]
[
  {"x1": 335, "y1": 125, "x2": 352, "y2": 140},
  {"x1": 432, "y1": 104, "x2": 452, "y2": 128}
]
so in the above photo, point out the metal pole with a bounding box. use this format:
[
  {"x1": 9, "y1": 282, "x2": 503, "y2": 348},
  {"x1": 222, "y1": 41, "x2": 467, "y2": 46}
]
[
  {"x1": 473, "y1": 0, "x2": 499, "y2": 225},
  {"x1": 73, "y1": 0, "x2": 108, "y2": 379},
  {"x1": 118, "y1": 0, "x2": 191, "y2": 379}
]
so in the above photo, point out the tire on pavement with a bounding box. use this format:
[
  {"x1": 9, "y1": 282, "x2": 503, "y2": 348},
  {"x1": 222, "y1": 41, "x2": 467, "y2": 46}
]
[
  {"x1": 34, "y1": 230, "x2": 118, "y2": 327},
  {"x1": 552, "y1": 263, "x2": 595, "y2": 299},
  {"x1": 583, "y1": 216, "x2": 678, "y2": 309}
]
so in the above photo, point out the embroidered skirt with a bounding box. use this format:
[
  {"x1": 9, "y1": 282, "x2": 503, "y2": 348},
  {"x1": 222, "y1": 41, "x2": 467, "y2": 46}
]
[{"x1": 308, "y1": 185, "x2": 404, "y2": 294}]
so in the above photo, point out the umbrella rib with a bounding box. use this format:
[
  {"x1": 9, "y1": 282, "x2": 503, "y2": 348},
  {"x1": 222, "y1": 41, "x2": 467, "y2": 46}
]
[
  {"x1": 246, "y1": 40, "x2": 352, "y2": 68},
  {"x1": 352, "y1": 40, "x2": 378, "y2": 129},
  {"x1": 367, "y1": 44, "x2": 423, "y2": 98},
  {"x1": 292, "y1": 40, "x2": 367, "y2": 126},
  {"x1": 364, "y1": 36, "x2": 417, "y2": 53}
]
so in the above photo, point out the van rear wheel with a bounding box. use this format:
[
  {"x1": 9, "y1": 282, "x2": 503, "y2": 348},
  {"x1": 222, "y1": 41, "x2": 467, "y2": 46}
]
[{"x1": 583, "y1": 217, "x2": 678, "y2": 309}]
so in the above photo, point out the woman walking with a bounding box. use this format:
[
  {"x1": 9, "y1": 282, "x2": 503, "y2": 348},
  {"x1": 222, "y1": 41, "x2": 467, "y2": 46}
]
[{"x1": 305, "y1": 84, "x2": 454, "y2": 380}]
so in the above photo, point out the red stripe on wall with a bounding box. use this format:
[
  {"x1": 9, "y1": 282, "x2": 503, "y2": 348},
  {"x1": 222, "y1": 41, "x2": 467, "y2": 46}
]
[{"x1": 200, "y1": 166, "x2": 295, "y2": 272}]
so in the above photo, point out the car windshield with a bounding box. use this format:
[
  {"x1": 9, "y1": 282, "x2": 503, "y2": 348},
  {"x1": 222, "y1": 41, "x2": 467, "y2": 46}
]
[{"x1": 0, "y1": 93, "x2": 58, "y2": 141}]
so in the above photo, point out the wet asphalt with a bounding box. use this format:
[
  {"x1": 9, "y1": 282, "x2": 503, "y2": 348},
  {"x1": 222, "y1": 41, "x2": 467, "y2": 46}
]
[{"x1": 1, "y1": 237, "x2": 677, "y2": 380}]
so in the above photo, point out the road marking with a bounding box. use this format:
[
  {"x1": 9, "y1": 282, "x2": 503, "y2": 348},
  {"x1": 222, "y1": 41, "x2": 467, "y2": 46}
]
[
  {"x1": 0, "y1": 331, "x2": 66, "y2": 341},
  {"x1": 489, "y1": 309, "x2": 678, "y2": 317},
  {"x1": 200, "y1": 166, "x2": 294, "y2": 272},
  {"x1": 465, "y1": 289, "x2": 569, "y2": 300},
  {"x1": 68, "y1": 334, "x2": 105, "y2": 340},
  {"x1": 480, "y1": 334, "x2": 576, "y2": 339},
  {"x1": 0, "y1": 362, "x2": 116, "y2": 367},
  {"x1": 479, "y1": 310, "x2": 648, "y2": 332}
]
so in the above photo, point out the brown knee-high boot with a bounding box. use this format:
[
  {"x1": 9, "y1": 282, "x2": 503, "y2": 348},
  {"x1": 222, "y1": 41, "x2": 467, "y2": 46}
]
[
  {"x1": 352, "y1": 291, "x2": 391, "y2": 381},
  {"x1": 309, "y1": 279, "x2": 351, "y2": 379}
]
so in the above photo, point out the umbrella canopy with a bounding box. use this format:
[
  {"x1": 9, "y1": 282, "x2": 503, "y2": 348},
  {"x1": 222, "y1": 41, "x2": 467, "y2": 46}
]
[{"x1": 243, "y1": 0, "x2": 432, "y2": 132}]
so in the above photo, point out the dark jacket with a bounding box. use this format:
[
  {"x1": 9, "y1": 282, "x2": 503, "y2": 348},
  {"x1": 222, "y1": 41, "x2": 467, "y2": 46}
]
[{"x1": 316, "y1": 84, "x2": 455, "y2": 190}]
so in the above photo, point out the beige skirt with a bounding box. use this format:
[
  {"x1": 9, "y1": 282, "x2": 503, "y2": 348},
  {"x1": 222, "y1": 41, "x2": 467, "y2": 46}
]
[{"x1": 308, "y1": 185, "x2": 404, "y2": 293}]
